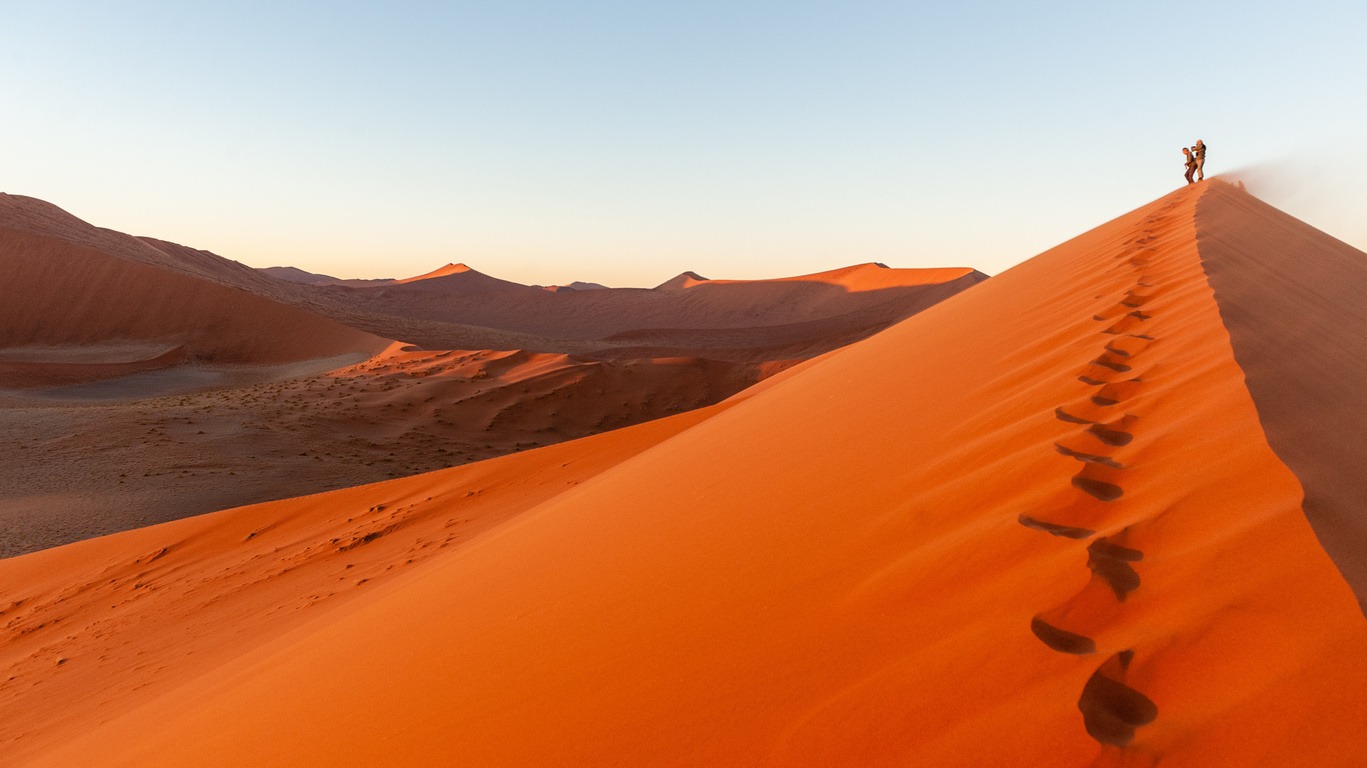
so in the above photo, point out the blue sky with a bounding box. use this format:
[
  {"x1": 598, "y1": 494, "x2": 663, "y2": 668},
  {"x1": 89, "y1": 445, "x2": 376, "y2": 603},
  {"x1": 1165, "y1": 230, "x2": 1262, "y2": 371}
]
[{"x1": 3, "y1": 2, "x2": 1364, "y2": 286}]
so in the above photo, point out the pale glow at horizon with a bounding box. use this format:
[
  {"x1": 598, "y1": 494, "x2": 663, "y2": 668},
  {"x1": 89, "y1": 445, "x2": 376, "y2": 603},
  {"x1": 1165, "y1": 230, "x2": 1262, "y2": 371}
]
[{"x1": 3, "y1": 2, "x2": 1365, "y2": 288}]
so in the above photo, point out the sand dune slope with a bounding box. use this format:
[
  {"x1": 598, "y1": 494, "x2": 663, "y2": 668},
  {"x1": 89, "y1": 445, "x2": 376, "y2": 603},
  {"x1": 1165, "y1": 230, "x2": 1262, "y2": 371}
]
[
  {"x1": 0, "y1": 195, "x2": 387, "y2": 372},
  {"x1": 1195, "y1": 182, "x2": 1367, "y2": 609},
  {"x1": 12, "y1": 183, "x2": 1367, "y2": 766},
  {"x1": 0, "y1": 403, "x2": 736, "y2": 764}
]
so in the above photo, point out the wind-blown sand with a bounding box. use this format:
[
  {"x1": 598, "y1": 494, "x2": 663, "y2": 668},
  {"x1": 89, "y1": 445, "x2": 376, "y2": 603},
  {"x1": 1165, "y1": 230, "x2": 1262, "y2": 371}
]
[
  {"x1": 1195, "y1": 182, "x2": 1367, "y2": 609},
  {"x1": 4, "y1": 181, "x2": 1364, "y2": 766}
]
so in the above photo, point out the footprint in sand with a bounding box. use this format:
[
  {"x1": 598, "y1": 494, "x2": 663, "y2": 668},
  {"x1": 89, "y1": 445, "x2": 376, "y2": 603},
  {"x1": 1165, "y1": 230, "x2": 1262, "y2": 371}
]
[
  {"x1": 1089, "y1": 353, "x2": 1133, "y2": 374},
  {"x1": 1087, "y1": 416, "x2": 1136, "y2": 446},
  {"x1": 1030, "y1": 616, "x2": 1097, "y2": 655},
  {"x1": 1086, "y1": 536, "x2": 1143, "y2": 601},
  {"x1": 1055, "y1": 438, "x2": 1122, "y2": 463},
  {"x1": 1078, "y1": 651, "x2": 1158, "y2": 747},
  {"x1": 1103, "y1": 337, "x2": 1151, "y2": 358},
  {"x1": 1072, "y1": 472, "x2": 1124, "y2": 502},
  {"x1": 1054, "y1": 407, "x2": 1096, "y2": 425},
  {"x1": 1018, "y1": 514, "x2": 1095, "y2": 539},
  {"x1": 1091, "y1": 380, "x2": 1143, "y2": 407},
  {"x1": 1095, "y1": 293, "x2": 1156, "y2": 320},
  {"x1": 1120, "y1": 290, "x2": 1154, "y2": 308}
]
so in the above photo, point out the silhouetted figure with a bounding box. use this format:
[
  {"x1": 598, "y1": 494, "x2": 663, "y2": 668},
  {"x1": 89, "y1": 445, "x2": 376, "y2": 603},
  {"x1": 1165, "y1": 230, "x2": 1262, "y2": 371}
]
[
  {"x1": 1193, "y1": 139, "x2": 1206, "y2": 180},
  {"x1": 1183, "y1": 147, "x2": 1197, "y2": 185}
]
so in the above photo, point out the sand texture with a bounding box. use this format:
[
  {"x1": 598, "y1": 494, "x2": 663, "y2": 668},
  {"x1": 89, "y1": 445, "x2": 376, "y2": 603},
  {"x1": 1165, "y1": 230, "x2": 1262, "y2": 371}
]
[{"x1": 4, "y1": 181, "x2": 1365, "y2": 766}]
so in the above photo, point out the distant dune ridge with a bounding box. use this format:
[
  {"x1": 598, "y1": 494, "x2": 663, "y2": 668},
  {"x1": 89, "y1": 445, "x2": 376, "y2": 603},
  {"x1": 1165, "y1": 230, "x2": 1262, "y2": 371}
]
[
  {"x1": 0, "y1": 193, "x2": 980, "y2": 556},
  {"x1": 259, "y1": 265, "x2": 393, "y2": 287},
  {"x1": 0, "y1": 194, "x2": 388, "y2": 378},
  {"x1": 0, "y1": 192, "x2": 984, "y2": 367},
  {"x1": 259, "y1": 260, "x2": 987, "y2": 360},
  {"x1": 2, "y1": 180, "x2": 1365, "y2": 766}
]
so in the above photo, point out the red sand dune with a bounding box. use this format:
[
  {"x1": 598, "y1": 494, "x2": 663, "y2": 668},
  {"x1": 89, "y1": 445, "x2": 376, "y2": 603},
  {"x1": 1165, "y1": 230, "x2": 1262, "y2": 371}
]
[
  {"x1": 391, "y1": 261, "x2": 476, "y2": 283},
  {"x1": 260, "y1": 265, "x2": 395, "y2": 287},
  {"x1": 1, "y1": 196, "x2": 979, "y2": 556},
  {"x1": 686, "y1": 261, "x2": 976, "y2": 292},
  {"x1": 0, "y1": 344, "x2": 188, "y2": 389},
  {"x1": 288, "y1": 261, "x2": 986, "y2": 358},
  {"x1": 362, "y1": 261, "x2": 985, "y2": 341},
  {"x1": 0, "y1": 194, "x2": 388, "y2": 378},
  {"x1": 5, "y1": 181, "x2": 1365, "y2": 766}
]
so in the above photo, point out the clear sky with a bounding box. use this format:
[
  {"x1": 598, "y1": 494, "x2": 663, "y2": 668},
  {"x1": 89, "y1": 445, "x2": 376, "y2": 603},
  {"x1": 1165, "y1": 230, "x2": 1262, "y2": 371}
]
[{"x1": 3, "y1": 1, "x2": 1365, "y2": 287}]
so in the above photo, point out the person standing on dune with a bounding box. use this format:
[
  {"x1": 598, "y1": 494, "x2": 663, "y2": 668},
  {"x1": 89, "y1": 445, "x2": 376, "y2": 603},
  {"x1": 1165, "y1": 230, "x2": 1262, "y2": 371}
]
[
  {"x1": 1183, "y1": 147, "x2": 1197, "y2": 185},
  {"x1": 1193, "y1": 139, "x2": 1206, "y2": 180}
]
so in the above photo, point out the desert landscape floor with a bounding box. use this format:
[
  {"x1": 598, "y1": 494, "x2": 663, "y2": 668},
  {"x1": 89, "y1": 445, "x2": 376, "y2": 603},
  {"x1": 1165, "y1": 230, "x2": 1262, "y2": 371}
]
[{"x1": 0, "y1": 344, "x2": 768, "y2": 556}]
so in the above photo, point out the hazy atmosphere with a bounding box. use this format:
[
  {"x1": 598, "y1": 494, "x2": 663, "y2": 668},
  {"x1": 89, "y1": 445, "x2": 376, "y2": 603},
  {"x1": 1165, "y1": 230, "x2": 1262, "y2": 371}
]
[{"x1": 4, "y1": 1, "x2": 1365, "y2": 285}]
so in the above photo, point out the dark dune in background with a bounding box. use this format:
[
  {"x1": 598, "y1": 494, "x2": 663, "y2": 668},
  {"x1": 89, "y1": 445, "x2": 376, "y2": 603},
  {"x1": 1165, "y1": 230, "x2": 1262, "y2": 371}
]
[
  {"x1": 0, "y1": 194, "x2": 982, "y2": 556},
  {"x1": 263, "y1": 260, "x2": 987, "y2": 360},
  {"x1": 0, "y1": 194, "x2": 387, "y2": 373}
]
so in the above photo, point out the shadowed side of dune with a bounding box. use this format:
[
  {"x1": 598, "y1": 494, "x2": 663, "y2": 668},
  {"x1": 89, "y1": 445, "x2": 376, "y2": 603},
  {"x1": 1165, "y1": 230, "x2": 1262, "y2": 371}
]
[
  {"x1": 1196, "y1": 180, "x2": 1367, "y2": 611},
  {"x1": 0, "y1": 193, "x2": 388, "y2": 369},
  {"x1": 0, "y1": 225, "x2": 387, "y2": 366}
]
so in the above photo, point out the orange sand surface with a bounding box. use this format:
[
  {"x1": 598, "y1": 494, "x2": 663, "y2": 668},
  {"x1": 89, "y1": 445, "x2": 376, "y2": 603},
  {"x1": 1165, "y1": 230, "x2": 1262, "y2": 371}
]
[
  {"x1": 0, "y1": 401, "x2": 744, "y2": 765},
  {"x1": 5, "y1": 182, "x2": 1365, "y2": 766}
]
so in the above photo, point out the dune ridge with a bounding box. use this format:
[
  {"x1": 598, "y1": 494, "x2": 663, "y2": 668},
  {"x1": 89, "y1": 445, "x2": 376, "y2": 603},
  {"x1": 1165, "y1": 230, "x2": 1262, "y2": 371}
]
[
  {"x1": 0, "y1": 195, "x2": 387, "y2": 371},
  {"x1": 283, "y1": 261, "x2": 987, "y2": 357},
  {"x1": 7, "y1": 182, "x2": 1366, "y2": 766},
  {"x1": 391, "y1": 262, "x2": 476, "y2": 283}
]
